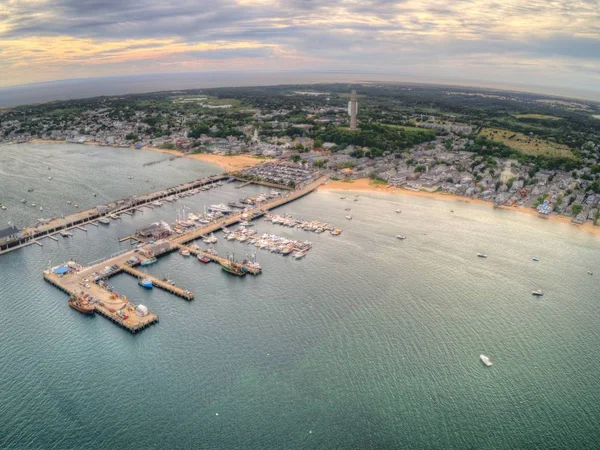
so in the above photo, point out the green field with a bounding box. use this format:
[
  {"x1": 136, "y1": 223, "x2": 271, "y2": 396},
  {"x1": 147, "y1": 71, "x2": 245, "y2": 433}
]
[
  {"x1": 480, "y1": 128, "x2": 574, "y2": 159},
  {"x1": 514, "y1": 113, "x2": 561, "y2": 120}
]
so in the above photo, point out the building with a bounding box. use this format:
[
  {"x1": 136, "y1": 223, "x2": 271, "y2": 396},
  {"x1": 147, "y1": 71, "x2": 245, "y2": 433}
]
[
  {"x1": 348, "y1": 90, "x2": 358, "y2": 130},
  {"x1": 0, "y1": 224, "x2": 20, "y2": 242}
]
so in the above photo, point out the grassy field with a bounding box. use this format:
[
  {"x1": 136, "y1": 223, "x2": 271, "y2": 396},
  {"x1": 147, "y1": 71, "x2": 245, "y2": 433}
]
[
  {"x1": 479, "y1": 128, "x2": 575, "y2": 159},
  {"x1": 385, "y1": 124, "x2": 432, "y2": 133},
  {"x1": 514, "y1": 114, "x2": 561, "y2": 120}
]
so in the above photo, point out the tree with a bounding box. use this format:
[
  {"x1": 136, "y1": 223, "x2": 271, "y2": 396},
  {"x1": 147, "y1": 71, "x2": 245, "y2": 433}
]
[
  {"x1": 125, "y1": 133, "x2": 138, "y2": 141},
  {"x1": 415, "y1": 165, "x2": 426, "y2": 173},
  {"x1": 291, "y1": 154, "x2": 301, "y2": 163},
  {"x1": 572, "y1": 204, "x2": 583, "y2": 215}
]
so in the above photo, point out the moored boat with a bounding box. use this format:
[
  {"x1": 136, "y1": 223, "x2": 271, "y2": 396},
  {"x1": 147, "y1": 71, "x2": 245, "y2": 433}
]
[
  {"x1": 140, "y1": 257, "x2": 157, "y2": 266},
  {"x1": 198, "y1": 255, "x2": 211, "y2": 263},
  {"x1": 138, "y1": 277, "x2": 153, "y2": 288},
  {"x1": 68, "y1": 293, "x2": 95, "y2": 315}
]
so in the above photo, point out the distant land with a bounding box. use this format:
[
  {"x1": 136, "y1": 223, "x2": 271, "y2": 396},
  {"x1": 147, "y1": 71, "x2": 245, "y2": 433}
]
[{"x1": 1, "y1": 71, "x2": 600, "y2": 108}]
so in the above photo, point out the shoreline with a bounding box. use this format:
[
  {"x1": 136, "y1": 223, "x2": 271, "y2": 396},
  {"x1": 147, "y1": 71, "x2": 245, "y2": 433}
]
[
  {"x1": 25, "y1": 138, "x2": 265, "y2": 172},
  {"x1": 319, "y1": 179, "x2": 600, "y2": 237}
]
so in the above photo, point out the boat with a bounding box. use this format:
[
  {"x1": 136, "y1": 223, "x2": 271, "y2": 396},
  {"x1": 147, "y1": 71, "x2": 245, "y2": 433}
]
[
  {"x1": 395, "y1": 209, "x2": 401, "y2": 213},
  {"x1": 74, "y1": 204, "x2": 79, "y2": 208},
  {"x1": 68, "y1": 294, "x2": 95, "y2": 315},
  {"x1": 31, "y1": 203, "x2": 36, "y2": 207},
  {"x1": 21, "y1": 199, "x2": 26, "y2": 203},
  {"x1": 208, "y1": 203, "x2": 233, "y2": 214},
  {"x1": 110, "y1": 213, "x2": 120, "y2": 220},
  {"x1": 141, "y1": 257, "x2": 157, "y2": 266},
  {"x1": 67, "y1": 201, "x2": 71, "y2": 204},
  {"x1": 0, "y1": 205, "x2": 5, "y2": 210},
  {"x1": 221, "y1": 262, "x2": 246, "y2": 276},
  {"x1": 330, "y1": 229, "x2": 342, "y2": 236},
  {"x1": 39, "y1": 207, "x2": 43, "y2": 211},
  {"x1": 48, "y1": 176, "x2": 53, "y2": 180},
  {"x1": 59, "y1": 230, "x2": 72, "y2": 238},
  {"x1": 98, "y1": 218, "x2": 110, "y2": 225},
  {"x1": 198, "y1": 255, "x2": 211, "y2": 263},
  {"x1": 138, "y1": 277, "x2": 153, "y2": 289},
  {"x1": 396, "y1": 235, "x2": 407, "y2": 240},
  {"x1": 477, "y1": 253, "x2": 487, "y2": 258},
  {"x1": 293, "y1": 249, "x2": 308, "y2": 259},
  {"x1": 179, "y1": 248, "x2": 191, "y2": 257},
  {"x1": 340, "y1": 196, "x2": 346, "y2": 199},
  {"x1": 345, "y1": 215, "x2": 352, "y2": 220},
  {"x1": 152, "y1": 201, "x2": 162, "y2": 207},
  {"x1": 532, "y1": 289, "x2": 544, "y2": 296},
  {"x1": 480, "y1": 354, "x2": 493, "y2": 367},
  {"x1": 203, "y1": 233, "x2": 217, "y2": 244},
  {"x1": 532, "y1": 257, "x2": 540, "y2": 262},
  {"x1": 344, "y1": 208, "x2": 351, "y2": 211},
  {"x1": 588, "y1": 271, "x2": 593, "y2": 275}
]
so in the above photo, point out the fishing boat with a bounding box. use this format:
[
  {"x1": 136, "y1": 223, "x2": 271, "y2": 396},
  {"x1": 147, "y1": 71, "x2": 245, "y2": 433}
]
[
  {"x1": 532, "y1": 289, "x2": 544, "y2": 296},
  {"x1": 68, "y1": 294, "x2": 95, "y2": 315},
  {"x1": 138, "y1": 277, "x2": 153, "y2": 289},
  {"x1": 477, "y1": 253, "x2": 487, "y2": 258},
  {"x1": 179, "y1": 248, "x2": 191, "y2": 257},
  {"x1": 396, "y1": 235, "x2": 407, "y2": 240},
  {"x1": 480, "y1": 354, "x2": 493, "y2": 367},
  {"x1": 99, "y1": 217, "x2": 110, "y2": 225},
  {"x1": 221, "y1": 262, "x2": 246, "y2": 276},
  {"x1": 198, "y1": 255, "x2": 211, "y2": 263},
  {"x1": 141, "y1": 257, "x2": 157, "y2": 266}
]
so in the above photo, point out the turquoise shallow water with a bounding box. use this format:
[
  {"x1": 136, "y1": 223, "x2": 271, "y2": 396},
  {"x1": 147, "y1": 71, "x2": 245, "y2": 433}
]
[{"x1": 1, "y1": 144, "x2": 600, "y2": 449}]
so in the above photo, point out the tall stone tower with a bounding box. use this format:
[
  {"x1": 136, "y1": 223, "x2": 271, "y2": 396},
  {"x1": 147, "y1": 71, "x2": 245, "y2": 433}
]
[{"x1": 349, "y1": 90, "x2": 358, "y2": 130}]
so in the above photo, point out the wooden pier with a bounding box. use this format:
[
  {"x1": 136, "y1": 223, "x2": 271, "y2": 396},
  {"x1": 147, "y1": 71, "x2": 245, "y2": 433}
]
[
  {"x1": 118, "y1": 263, "x2": 195, "y2": 301},
  {"x1": 176, "y1": 244, "x2": 261, "y2": 275},
  {"x1": 43, "y1": 271, "x2": 159, "y2": 334}
]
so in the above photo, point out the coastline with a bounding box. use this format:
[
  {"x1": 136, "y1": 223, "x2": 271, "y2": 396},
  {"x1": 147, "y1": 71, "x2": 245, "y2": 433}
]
[
  {"x1": 320, "y1": 179, "x2": 600, "y2": 237},
  {"x1": 25, "y1": 138, "x2": 265, "y2": 172}
]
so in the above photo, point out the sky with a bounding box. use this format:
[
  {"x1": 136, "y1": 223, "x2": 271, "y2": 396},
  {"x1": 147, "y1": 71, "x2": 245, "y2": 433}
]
[{"x1": 1, "y1": 0, "x2": 599, "y2": 94}]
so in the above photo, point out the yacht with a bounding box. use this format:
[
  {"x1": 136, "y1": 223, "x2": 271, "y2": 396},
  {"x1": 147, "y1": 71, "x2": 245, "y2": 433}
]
[
  {"x1": 480, "y1": 355, "x2": 493, "y2": 367},
  {"x1": 208, "y1": 203, "x2": 233, "y2": 214},
  {"x1": 98, "y1": 217, "x2": 110, "y2": 225},
  {"x1": 152, "y1": 201, "x2": 162, "y2": 207},
  {"x1": 203, "y1": 233, "x2": 218, "y2": 244},
  {"x1": 179, "y1": 248, "x2": 191, "y2": 257},
  {"x1": 477, "y1": 253, "x2": 487, "y2": 258},
  {"x1": 532, "y1": 289, "x2": 544, "y2": 296}
]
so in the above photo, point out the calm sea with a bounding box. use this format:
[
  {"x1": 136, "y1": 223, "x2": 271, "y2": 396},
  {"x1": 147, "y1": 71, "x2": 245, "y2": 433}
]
[{"x1": 1, "y1": 143, "x2": 599, "y2": 449}]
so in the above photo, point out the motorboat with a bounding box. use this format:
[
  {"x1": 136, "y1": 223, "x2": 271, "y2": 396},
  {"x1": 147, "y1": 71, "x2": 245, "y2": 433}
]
[
  {"x1": 532, "y1": 257, "x2": 540, "y2": 262},
  {"x1": 532, "y1": 290, "x2": 544, "y2": 296},
  {"x1": 345, "y1": 215, "x2": 352, "y2": 220},
  {"x1": 138, "y1": 277, "x2": 153, "y2": 289},
  {"x1": 480, "y1": 355, "x2": 493, "y2": 367},
  {"x1": 396, "y1": 235, "x2": 406, "y2": 240},
  {"x1": 477, "y1": 253, "x2": 487, "y2": 258}
]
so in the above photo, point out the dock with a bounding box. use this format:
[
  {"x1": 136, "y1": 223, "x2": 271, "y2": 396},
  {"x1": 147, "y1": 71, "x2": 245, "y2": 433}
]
[
  {"x1": 40, "y1": 175, "x2": 327, "y2": 334},
  {"x1": 118, "y1": 263, "x2": 194, "y2": 301},
  {"x1": 1, "y1": 174, "x2": 228, "y2": 255},
  {"x1": 176, "y1": 244, "x2": 261, "y2": 275},
  {"x1": 43, "y1": 269, "x2": 159, "y2": 334}
]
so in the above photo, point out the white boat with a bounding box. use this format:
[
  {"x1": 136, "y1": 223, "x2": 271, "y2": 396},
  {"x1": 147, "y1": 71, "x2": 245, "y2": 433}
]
[
  {"x1": 532, "y1": 257, "x2": 540, "y2": 262},
  {"x1": 39, "y1": 207, "x2": 43, "y2": 211},
  {"x1": 48, "y1": 176, "x2": 53, "y2": 180},
  {"x1": 532, "y1": 289, "x2": 544, "y2": 296},
  {"x1": 152, "y1": 201, "x2": 162, "y2": 207},
  {"x1": 588, "y1": 271, "x2": 593, "y2": 275},
  {"x1": 395, "y1": 209, "x2": 401, "y2": 213},
  {"x1": 480, "y1": 354, "x2": 493, "y2": 367},
  {"x1": 59, "y1": 230, "x2": 72, "y2": 237},
  {"x1": 208, "y1": 203, "x2": 233, "y2": 214},
  {"x1": 31, "y1": 203, "x2": 36, "y2": 207},
  {"x1": 21, "y1": 199, "x2": 26, "y2": 203},
  {"x1": 99, "y1": 218, "x2": 110, "y2": 225},
  {"x1": 345, "y1": 215, "x2": 352, "y2": 220},
  {"x1": 396, "y1": 235, "x2": 406, "y2": 240},
  {"x1": 1, "y1": 205, "x2": 6, "y2": 210},
  {"x1": 179, "y1": 248, "x2": 191, "y2": 257},
  {"x1": 110, "y1": 214, "x2": 120, "y2": 220},
  {"x1": 477, "y1": 253, "x2": 487, "y2": 258},
  {"x1": 203, "y1": 233, "x2": 217, "y2": 244}
]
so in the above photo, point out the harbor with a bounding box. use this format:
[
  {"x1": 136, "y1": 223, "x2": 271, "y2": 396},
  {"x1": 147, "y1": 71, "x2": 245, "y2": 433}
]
[{"x1": 41, "y1": 173, "x2": 328, "y2": 333}]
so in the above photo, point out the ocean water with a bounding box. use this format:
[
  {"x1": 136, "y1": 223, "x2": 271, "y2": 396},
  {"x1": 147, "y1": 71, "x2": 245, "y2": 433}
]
[{"x1": 1, "y1": 144, "x2": 600, "y2": 449}]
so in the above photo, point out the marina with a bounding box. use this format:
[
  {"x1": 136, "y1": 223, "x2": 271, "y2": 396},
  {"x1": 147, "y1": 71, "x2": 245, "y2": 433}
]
[{"x1": 41, "y1": 175, "x2": 327, "y2": 332}]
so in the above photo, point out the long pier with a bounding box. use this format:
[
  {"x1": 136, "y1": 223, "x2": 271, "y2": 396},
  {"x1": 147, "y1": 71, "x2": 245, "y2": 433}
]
[
  {"x1": 0, "y1": 174, "x2": 228, "y2": 255},
  {"x1": 118, "y1": 263, "x2": 194, "y2": 300}
]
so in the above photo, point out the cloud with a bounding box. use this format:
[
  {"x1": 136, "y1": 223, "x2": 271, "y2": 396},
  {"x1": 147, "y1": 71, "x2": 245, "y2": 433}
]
[{"x1": 0, "y1": 0, "x2": 599, "y2": 92}]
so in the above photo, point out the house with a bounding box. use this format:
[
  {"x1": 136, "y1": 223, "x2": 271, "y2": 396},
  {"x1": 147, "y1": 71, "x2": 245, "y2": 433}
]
[{"x1": 0, "y1": 225, "x2": 20, "y2": 242}]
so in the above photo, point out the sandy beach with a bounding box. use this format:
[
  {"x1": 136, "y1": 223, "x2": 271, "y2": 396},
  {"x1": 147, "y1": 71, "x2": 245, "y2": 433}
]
[
  {"x1": 26, "y1": 138, "x2": 265, "y2": 172},
  {"x1": 320, "y1": 178, "x2": 600, "y2": 237}
]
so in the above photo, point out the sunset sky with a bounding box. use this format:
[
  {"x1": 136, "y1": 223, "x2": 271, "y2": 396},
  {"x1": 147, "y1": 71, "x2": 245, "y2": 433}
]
[{"x1": 1, "y1": 0, "x2": 599, "y2": 91}]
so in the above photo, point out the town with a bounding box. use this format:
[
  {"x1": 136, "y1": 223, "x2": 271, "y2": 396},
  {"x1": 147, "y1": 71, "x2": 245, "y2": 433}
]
[{"x1": 1, "y1": 83, "x2": 599, "y2": 226}]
